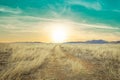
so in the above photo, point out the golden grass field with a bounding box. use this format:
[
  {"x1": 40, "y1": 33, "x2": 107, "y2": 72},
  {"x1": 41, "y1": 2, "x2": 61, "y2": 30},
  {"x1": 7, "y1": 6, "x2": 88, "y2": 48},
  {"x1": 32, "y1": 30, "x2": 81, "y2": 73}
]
[{"x1": 0, "y1": 43, "x2": 120, "y2": 80}]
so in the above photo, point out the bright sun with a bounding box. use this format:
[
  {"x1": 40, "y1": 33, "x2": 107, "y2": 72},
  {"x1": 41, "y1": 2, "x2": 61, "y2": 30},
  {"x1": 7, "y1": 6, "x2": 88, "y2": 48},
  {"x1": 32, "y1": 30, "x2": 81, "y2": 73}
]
[{"x1": 51, "y1": 23, "x2": 68, "y2": 43}]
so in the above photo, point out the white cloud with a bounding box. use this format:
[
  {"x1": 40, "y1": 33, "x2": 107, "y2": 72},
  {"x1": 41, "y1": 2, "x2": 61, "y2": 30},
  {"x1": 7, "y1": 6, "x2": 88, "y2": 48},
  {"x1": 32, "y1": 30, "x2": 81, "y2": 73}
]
[
  {"x1": 0, "y1": 15, "x2": 119, "y2": 34},
  {"x1": 0, "y1": 6, "x2": 22, "y2": 14},
  {"x1": 113, "y1": 10, "x2": 120, "y2": 13},
  {"x1": 72, "y1": 22, "x2": 119, "y2": 30},
  {"x1": 67, "y1": 0, "x2": 102, "y2": 10}
]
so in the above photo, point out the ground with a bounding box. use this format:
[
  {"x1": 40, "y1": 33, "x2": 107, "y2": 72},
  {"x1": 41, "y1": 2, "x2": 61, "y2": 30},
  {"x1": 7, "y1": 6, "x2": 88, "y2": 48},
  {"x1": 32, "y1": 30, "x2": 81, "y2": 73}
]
[{"x1": 0, "y1": 43, "x2": 120, "y2": 80}]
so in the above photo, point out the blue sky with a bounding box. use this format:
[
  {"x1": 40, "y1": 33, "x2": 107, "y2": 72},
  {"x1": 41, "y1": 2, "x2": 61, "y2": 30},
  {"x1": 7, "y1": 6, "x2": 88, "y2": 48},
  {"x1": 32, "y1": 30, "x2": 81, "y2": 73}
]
[{"x1": 0, "y1": 0, "x2": 120, "y2": 42}]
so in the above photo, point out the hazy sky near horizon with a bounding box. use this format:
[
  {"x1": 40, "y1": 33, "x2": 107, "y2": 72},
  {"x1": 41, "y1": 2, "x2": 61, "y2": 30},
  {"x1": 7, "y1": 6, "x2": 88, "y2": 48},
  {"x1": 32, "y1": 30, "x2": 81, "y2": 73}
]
[{"x1": 0, "y1": 0, "x2": 120, "y2": 42}]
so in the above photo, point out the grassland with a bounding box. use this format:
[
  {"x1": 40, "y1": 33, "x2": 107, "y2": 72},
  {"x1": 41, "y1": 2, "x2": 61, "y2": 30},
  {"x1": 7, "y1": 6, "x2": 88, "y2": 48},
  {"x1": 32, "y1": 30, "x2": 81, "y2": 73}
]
[{"x1": 0, "y1": 43, "x2": 120, "y2": 80}]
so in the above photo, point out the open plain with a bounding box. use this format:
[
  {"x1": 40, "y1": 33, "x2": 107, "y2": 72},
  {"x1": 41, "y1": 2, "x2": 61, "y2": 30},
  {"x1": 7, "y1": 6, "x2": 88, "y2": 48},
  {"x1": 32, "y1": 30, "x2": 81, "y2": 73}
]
[{"x1": 0, "y1": 43, "x2": 120, "y2": 80}]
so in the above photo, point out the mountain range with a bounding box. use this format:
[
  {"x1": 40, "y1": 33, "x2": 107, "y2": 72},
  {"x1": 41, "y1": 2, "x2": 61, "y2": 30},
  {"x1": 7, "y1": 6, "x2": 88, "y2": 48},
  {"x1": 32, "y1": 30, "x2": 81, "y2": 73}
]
[
  {"x1": 9, "y1": 40, "x2": 120, "y2": 44},
  {"x1": 65, "y1": 40, "x2": 120, "y2": 44}
]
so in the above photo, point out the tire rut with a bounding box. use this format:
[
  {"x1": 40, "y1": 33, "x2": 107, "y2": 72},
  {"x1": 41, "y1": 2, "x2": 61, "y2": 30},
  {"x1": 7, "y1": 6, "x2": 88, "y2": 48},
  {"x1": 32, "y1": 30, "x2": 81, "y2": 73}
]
[{"x1": 34, "y1": 45, "x2": 95, "y2": 80}]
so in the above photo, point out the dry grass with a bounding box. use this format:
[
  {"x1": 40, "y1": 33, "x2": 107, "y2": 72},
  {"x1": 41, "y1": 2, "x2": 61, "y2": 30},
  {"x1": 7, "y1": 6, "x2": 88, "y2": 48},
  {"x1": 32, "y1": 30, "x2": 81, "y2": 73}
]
[
  {"x1": 0, "y1": 43, "x2": 120, "y2": 80},
  {"x1": 0, "y1": 43, "x2": 55, "y2": 80},
  {"x1": 61, "y1": 44, "x2": 120, "y2": 80}
]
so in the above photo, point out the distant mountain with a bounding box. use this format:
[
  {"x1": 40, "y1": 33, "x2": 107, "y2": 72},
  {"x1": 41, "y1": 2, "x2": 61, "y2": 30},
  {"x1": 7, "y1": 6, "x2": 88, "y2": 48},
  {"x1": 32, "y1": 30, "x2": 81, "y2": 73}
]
[
  {"x1": 86, "y1": 40, "x2": 108, "y2": 44},
  {"x1": 65, "y1": 40, "x2": 109, "y2": 44},
  {"x1": 10, "y1": 40, "x2": 120, "y2": 44},
  {"x1": 110, "y1": 41, "x2": 120, "y2": 44},
  {"x1": 65, "y1": 41, "x2": 84, "y2": 44},
  {"x1": 12, "y1": 42, "x2": 43, "y2": 44}
]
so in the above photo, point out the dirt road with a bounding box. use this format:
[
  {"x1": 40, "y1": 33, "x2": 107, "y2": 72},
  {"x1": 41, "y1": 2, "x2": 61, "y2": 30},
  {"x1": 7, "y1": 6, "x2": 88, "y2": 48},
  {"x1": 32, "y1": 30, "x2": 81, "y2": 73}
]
[
  {"x1": 0, "y1": 45, "x2": 95, "y2": 80},
  {"x1": 35, "y1": 45, "x2": 94, "y2": 80}
]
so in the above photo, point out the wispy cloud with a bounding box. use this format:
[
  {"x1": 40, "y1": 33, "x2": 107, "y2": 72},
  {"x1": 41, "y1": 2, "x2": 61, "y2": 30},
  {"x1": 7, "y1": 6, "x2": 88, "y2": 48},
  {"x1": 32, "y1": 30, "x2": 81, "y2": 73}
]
[
  {"x1": 26, "y1": 17, "x2": 119, "y2": 30},
  {"x1": 67, "y1": 0, "x2": 102, "y2": 10},
  {"x1": 0, "y1": 6, "x2": 22, "y2": 14},
  {"x1": 113, "y1": 10, "x2": 120, "y2": 13},
  {"x1": 0, "y1": 15, "x2": 119, "y2": 42},
  {"x1": 0, "y1": 15, "x2": 119, "y2": 35}
]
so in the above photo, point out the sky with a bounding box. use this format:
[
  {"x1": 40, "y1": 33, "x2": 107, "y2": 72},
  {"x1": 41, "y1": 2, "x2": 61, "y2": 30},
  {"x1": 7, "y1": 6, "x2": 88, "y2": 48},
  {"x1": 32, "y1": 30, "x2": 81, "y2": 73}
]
[{"x1": 0, "y1": 0, "x2": 120, "y2": 42}]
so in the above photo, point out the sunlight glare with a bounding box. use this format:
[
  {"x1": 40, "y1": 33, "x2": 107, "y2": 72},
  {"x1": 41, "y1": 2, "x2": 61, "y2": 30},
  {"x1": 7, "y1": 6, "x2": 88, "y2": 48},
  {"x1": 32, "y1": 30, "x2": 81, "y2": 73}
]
[{"x1": 51, "y1": 23, "x2": 68, "y2": 43}]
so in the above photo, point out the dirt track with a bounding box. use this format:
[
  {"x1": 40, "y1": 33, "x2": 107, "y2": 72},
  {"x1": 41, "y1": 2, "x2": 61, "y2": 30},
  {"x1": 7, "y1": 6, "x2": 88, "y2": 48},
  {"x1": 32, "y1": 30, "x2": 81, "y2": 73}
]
[
  {"x1": 34, "y1": 45, "x2": 94, "y2": 80},
  {"x1": 0, "y1": 45, "x2": 95, "y2": 80}
]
